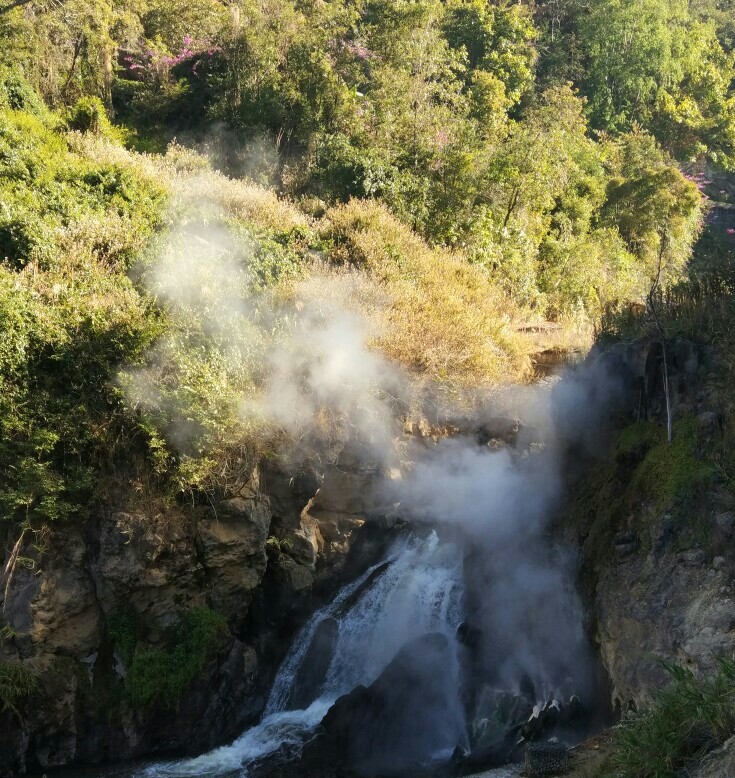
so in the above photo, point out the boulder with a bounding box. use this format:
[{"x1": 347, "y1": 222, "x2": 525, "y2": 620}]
[
  {"x1": 289, "y1": 617, "x2": 339, "y2": 709},
  {"x1": 302, "y1": 632, "x2": 465, "y2": 775}
]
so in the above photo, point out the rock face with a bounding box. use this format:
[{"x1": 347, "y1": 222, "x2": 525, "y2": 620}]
[
  {"x1": 594, "y1": 517, "x2": 735, "y2": 708},
  {"x1": 0, "y1": 461, "x2": 394, "y2": 776},
  {"x1": 0, "y1": 490, "x2": 268, "y2": 775},
  {"x1": 570, "y1": 338, "x2": 735, "y2": 711},
  {"x1": 301, "y1": 632, "x2": 465, "y2": 776}
]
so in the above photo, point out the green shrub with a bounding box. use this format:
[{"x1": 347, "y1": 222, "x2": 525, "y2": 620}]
[
  {"x1": 0, "y1": 661, "x2": 39, "y2": 712},
  {"x1": 607, "y1": 657, "x2": 735, "y2": 778},
  {"x1": 623, "y1": 418, "x2": 715, "y2": 514},
  {"x1": 110, "y1": 607, "x2": 229, "y2": 709},
  {"x1": 0, "y1": 66, "x2": 46, "y2": 116},
  {"x1": 66, "y1": 96, "x2": 114, "y2": 137},
  {"x1": 0, "y1": 106, "x2": 169, "y2": 526}
]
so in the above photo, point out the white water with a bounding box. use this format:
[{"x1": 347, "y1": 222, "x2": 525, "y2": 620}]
[{"x1": 142, "y1": 531, "x2": 465, "y2": 778}]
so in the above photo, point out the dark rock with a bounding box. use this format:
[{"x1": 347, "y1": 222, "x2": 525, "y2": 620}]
[
  {"x1": 522, "y1": 700, "x2": 561, "y2": 741},
  {"x1": 615, "y1": 542, "x2": 639, "y2": 559},
  {"x1": 456, "y1": 622, "x2": 482, "y2": 651},
  {"x1": 715, "y1": 512, "x2": 735, "y2": 536},
  {"x1": 302, "y1": 632, "x2": 465, "y2": 775},
  {"x1": 696, "y1": 411, "x2": 721, "y2": 441},
  {"x1": 614, "y1": 531, "x2": 639, "y2": 559},
  {"x1": 289, "y1": 617, "x2": 339, "y2": 709},
  {"x1": 679, "y1": 548, "x2": 707, "y2": 566}
]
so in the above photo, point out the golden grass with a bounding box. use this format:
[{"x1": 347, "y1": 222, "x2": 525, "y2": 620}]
[
  {"x1": 321, "y1": 200, "x2": 534, "y2": 386},
  {"x1": 71, "y1": 136, "x2": 554, "y2": 388}
]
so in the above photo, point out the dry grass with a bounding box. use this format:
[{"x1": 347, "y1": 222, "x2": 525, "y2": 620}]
[
  {"x1": 321, "y1": 199, "x2": 534, "y2": 386},
  {"x1": 72, "y1": 135, "x2": 312, "y2": 235},
  {"x1": 69, "y1": 136, "x2": 561, "y2": 390}
]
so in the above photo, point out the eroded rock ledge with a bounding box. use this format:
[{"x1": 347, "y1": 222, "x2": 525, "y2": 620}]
[{"x1": 0, "y1": 461, "x2": 397, "y2": 776}]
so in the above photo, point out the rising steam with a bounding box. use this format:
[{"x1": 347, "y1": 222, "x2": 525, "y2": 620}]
[{"x1": 123, "y1": 173, "x2": 622, "y2": 747}]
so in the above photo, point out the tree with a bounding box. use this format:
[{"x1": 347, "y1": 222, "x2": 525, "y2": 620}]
[{"x1": 579, "y1": 0, "x2": 735, "y2": 168}]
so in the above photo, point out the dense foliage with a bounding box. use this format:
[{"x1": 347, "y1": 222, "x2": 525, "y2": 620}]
[
  {"x1": 0, "y1": 0, "x2": 732, "y2": 526},
  {"x1": 606, "y1": 658, "x2": 735, "y2": 778},
  {"x1": 108, "y1": 607, "x2": 229, "y2": 707},
  {"x1": 0, "y1": 0, "x2": 712, "y2": 311}
]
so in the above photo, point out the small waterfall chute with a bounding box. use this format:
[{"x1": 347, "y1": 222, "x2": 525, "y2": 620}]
[{"x1": 142, "y1": 531, "x2": 466, "y2": 778}]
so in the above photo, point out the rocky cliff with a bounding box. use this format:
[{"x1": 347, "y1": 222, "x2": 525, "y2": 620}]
[
  {"x1": 569, "y1": 338, "x2": 735, "y2": 713},
  {"x1": 0, "y1": 461, "x2": 393, "y2": 776}
]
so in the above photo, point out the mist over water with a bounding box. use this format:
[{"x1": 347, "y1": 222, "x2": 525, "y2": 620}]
[{"x1": 122, "y1": 188, "x2": 622, "y2": 778}]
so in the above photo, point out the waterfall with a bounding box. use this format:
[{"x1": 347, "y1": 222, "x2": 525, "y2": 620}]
[{"x1": 142, "y1": 531, "x2": 465, "y2": 778}]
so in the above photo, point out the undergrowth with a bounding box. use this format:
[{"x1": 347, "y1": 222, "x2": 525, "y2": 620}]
[
  {"x1": 108, "y1": 607, "x2": 229, "y2": 709},
  {"x1": 605, "y1": 657, "x2": 735, "y2": 778},
  {"x1": 620, "y1": 418, "x2": 715, "y2": 515},
  {"x1": 0, "y1": 661, "x2": 39, "y2": 712}
]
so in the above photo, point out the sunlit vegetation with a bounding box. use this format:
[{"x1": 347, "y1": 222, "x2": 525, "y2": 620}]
[{"x1": 0, "y1": 0, "x2": 732, "y2": 523}]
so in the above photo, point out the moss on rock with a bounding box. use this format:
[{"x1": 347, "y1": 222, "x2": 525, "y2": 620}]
[{"x1": 108, "y1": 606, "x2": 229, "y2": 709}]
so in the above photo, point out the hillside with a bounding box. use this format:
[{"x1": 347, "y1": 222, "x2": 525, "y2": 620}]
[{"x1": 0, "y1": 0, "x2": 734, "y2": 776}]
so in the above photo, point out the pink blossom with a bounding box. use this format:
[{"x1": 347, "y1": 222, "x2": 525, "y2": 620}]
[{"x1": 435, "y1": 130, "x2": 450, "y2": 149}]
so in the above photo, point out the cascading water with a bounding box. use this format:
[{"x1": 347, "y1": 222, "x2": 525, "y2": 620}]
[{"x1": 142, "y1": 531, "x2": 465, "y2": 778}]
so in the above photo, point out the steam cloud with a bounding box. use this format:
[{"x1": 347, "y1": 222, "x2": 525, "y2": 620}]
[
  {"x1": 122, "y1": 197, "x2": 407, "y2": 466},
  {"x1": 385, "y1": 356, "x2": 623, "y2": 701},
  {"x1": 123, "y1": 176, "x2": 623, "y2": 718}
]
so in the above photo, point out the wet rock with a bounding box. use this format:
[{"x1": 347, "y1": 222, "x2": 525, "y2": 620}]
[
  {"x1": 303, "y1": 632, "x2": 465, "y2": 775},
  {"x1": 289, "y1": 617, "x2": 339, "y2": 709},
  {"x1": 715, "y1": 512, "x2": 735, "y2": 536},
  {"x1": 679, "y1": 549, "x2": 707, "y2": 567},
  {"x1": 713, "y1": 556, "x2": 726, "y2": 571},
  {"x1": 696, "y1": 411, "x2": 721, "y2": 441},
  {"x1": 457, "y1": 621, "x2": 482, "y2": 651},
  {"x1": 0, "y1": 655, "x2": 80, "y2": 774},
  {"x1": 614, "y1": 531, "x2": 639, "y2": 559},
  {"x1": 522, "y1": 700, "x2": 561, "y2": 741}
]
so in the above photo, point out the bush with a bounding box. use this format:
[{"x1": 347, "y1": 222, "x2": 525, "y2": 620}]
[
  {"x1": 0, "y1": 661, "x2": 38, "y2": 712},
  {"x1": 322, "y1": 199, "x2": 531, "y2": 386},
  {"x1": 0, "y1": 106, "x2": 168, "y2": 526},
  {"x1": 109, "y1": 608, "x2": 229, "y2": 709},
  {"x1": 0, "y1": 66, "x2": 46, "y2": 116},
  {"x1": 607, "y1": 658, "x2": 735, "y2": 778},
  {"x1": 66, "y1": 96, "x2": 113, "y2": 136}
]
